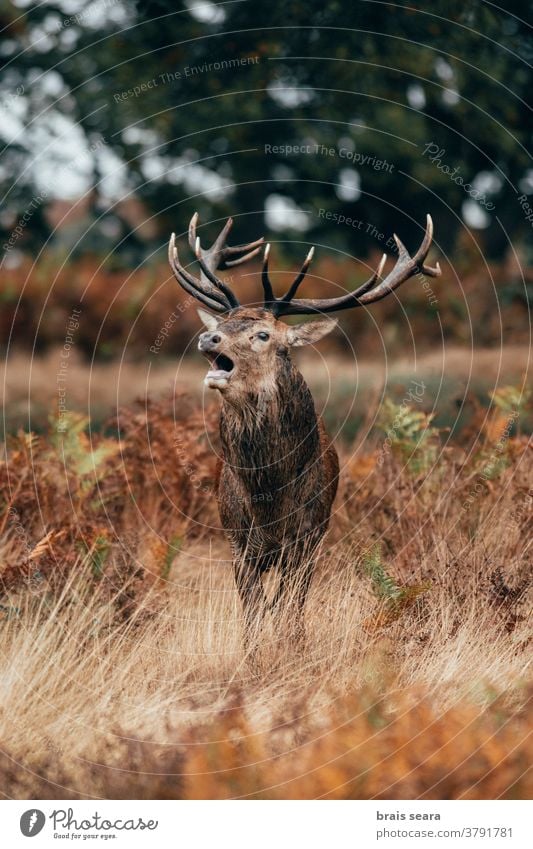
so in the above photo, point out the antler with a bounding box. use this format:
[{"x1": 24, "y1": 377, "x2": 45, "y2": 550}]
[
  {"x1": 168, "y1": 213, "x2": 264, "y2": 313},
  {"x1": 261, "y1": 214, "x2": 441, "y2": 317},
  {"x1": 170, "y1": 213, "x2": 440, "y2": 317}
]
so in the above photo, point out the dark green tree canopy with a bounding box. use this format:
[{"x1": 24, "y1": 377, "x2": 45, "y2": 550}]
[{"x1": 0, "y1": 0, "x2": 531, "y2": 262}]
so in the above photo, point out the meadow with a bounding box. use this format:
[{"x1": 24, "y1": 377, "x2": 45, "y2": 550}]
[{"x1": 1, "y1": 0, "x2": 531, "y2": 805}]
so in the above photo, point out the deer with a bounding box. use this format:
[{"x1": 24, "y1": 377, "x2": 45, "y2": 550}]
[{"x1": 168, "y1": 212, "x2": 440, "y2": 648}]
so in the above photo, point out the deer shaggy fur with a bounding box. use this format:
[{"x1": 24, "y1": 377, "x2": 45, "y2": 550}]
[
  {"x1": 168, "y1": 212, "x2": 440, "y2": 646},
  {"x1": 203, "y1": 308, "x2": 339, "y2": 642}
]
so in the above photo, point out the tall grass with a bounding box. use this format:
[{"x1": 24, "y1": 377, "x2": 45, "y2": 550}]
[{"x1": 0, "y1": 391, "x2": 530, "y2": 799}]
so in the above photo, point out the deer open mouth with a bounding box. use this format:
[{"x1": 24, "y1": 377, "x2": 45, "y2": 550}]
[{"x1": 203, "y1": 352, "x2": 235, "y2": 388}]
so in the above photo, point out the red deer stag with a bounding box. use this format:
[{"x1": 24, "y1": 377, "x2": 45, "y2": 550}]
[{"x1": 168, "y1": 213, "x2": 440, "y2": 646}]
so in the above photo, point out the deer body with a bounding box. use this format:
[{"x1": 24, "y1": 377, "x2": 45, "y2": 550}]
[
  {"x1": 217, "y1": 361, "x2": 338, "y2": 556},
  {"x1": 168, "y1": 212, "x2": 440, "y2": 646},
  {"x1": 199, "y1": 307, "x2": 339, "y2": 641}
]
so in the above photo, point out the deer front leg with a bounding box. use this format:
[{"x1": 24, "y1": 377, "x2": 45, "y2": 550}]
[{"x1": 233, "y1": 556, "x2": 268, "y2": 653}]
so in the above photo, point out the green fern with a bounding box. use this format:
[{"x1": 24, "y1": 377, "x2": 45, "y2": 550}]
[
  {"x1": 363, "y1": 544, "x2": 401, "y2": 601},
  {"x1": 0, "y1": 603, "x2": 21, "y2": 621},
  {"x1": 77, "y1": 534, "x2": 111, "y2": 579},
  {"x1": 362, "y1": 544, "x2": 430, "y2": 631},
  {"x1": 490, "y1": 385, "x2": 530, "y2": 417},
  {"x1": 90, "y1": 534, "x2": 111, "y2": 578},
  {"x1": 50, "y1": 412, "x2": 121, "y2": 488},
  {"x1": 377, "y1": 398, "x2": 439, "y2": 473},
  {"x1": 161, "y1": 534, "x2": 182, "y2": 580}
]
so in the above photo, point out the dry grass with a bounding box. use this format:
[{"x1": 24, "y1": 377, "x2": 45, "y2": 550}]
[
  {"x1": 1, "y1": 344, "x2": 530, "y2": 434},
  {"x1": 0, "y1": 387, "x2": 531, "y2": 800}
]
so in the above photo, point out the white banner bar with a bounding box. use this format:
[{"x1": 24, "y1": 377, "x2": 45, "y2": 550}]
[{"x1": 2, "y1": 800, "x2": 531, "y2": 848}]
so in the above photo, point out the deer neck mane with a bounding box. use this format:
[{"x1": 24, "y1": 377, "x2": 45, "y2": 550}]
[{"x1": 219, "y1": 356, "x2": 320, "y2": 492}]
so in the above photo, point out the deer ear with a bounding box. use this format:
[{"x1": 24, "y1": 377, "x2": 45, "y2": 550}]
[
  {"x1": 197, "y1": 308, "x2": 219, "y2": 331},
  {"x1": 286, "y1": 318, "x2": 338, "y2": 347}
]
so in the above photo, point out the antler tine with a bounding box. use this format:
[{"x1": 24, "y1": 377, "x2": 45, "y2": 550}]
[
  {"x1": 168, "y1": 233, "x2": 228, "y2": 313},
  {"x1": 352, "y1": 253, "x2": 387, "y2": 298},
  {"x1": 410, "y1": 213, "x2": 441, "y2": 276},
  {"x1": 280, "y1": 247, "x2": 315, "y2": 304},
  {"x1": 190, "y1": 212, "x2": 264, "y2": 269},
  {"x1": 261, "y1": 243, "x2": 275, "y2": 304},
  {"x1": 187, "y1": 211, "x2": 200, "y2": 253},
  {"x1": 171, "y1": 212, "x2": 440, "y2": 318},
  {"x1": 184, "y1": 213, "x2": 236, "y2": 309},
  {"x1": 194, "y1": 236, "x2": 240, "y2": 309},
  {"x1": 271, "y1": 214, "x2": 440, "y2": 316},
  {"x1": 212, "y1": 215, "x2": 234, "y2": 253},
  {"x1": 185, "y1": 211, "x2": 266, "y2": 310},
  {"x1": 188, "y1": 211, "x2": 234, "y2": 258},
  {"x1": 224, "y1": 238, "x2": 264, "y2": 267},
  {"x1": 212, "y1": 217, "x2": 264, "y2": 266},
  {"x1": 357, "y1": 214, "x2": 441, "y2": 304},
  {"x1": 262, "y1": 244, "x2": 315, "y2": 313}
]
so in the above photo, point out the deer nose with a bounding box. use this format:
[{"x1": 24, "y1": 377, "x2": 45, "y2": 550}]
[{"x1": 198, "y1": 331, "x2": 222, "y2": 352}]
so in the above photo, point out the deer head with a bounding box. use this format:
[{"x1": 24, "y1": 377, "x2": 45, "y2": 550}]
[
  {"x1": 196, "y1": 307, "x2": 336, "y2": 393},
  {"x1": 168, "y1": 212, "x2": 441, "y2": 395}
]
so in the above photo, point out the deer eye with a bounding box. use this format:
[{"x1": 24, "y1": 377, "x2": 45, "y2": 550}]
[{"x1": 257, "y1": 331, "x2": 270, "y2": 341}]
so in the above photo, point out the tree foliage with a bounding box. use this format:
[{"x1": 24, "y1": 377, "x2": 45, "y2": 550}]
[{"x1": 0, "y1": 0, "x2": 531, "y2": 262}]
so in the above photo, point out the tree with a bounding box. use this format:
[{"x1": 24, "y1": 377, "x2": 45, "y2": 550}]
[{"x1": 0, "y1": 0, "x2": 531, "y2": 262}]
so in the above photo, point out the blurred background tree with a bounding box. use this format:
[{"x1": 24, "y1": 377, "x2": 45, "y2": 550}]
[{"x1": 0, "y1": 0, "x2": 531, "y2": 266}]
